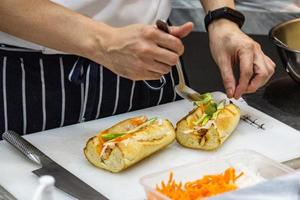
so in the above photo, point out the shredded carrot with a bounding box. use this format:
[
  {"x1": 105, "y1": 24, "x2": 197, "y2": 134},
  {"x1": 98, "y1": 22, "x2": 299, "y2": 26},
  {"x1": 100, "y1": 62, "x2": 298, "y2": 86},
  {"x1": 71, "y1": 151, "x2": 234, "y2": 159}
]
[
  {"x1": 95, "y1": 135, "x2": 105, "y2": 155},
  {"x1": 200, "y1": 104, "x2": 205, "y2": 113},
  {"x1": 156, "y1": 167, "x2": 243, "y2": 200},
  {"x1": 100, "y1": 129, "x2": 109, "y2": 135},
  {"x1": 114, "y1": 117, "x2": 147, "y2": 142},
  {"x1": 130, "y1": 117, "x2": 146, "y2": 126},
  {"x1": 113, "y1": 133, "x2": 133, "y2": 142}
]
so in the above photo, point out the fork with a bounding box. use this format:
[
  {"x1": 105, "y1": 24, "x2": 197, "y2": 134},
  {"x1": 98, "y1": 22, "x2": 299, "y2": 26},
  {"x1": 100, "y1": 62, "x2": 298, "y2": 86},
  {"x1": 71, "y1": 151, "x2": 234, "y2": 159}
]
[{"x1": 156, "y1": 20, "x2": 202, "y2": 102}]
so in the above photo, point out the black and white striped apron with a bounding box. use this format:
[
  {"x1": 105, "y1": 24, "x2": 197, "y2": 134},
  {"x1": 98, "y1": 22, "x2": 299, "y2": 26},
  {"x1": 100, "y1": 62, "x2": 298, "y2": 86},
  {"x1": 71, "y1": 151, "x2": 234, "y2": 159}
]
[{"x1": 0, "y1": 44, "x2": 183, "y2": 136}]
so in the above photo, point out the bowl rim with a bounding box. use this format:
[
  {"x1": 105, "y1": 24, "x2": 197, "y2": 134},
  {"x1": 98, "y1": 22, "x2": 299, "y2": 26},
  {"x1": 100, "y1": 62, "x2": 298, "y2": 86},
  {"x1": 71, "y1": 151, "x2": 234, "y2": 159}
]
[{"x1": 269, "y1": 18, "x2": 300, "y2": 53}]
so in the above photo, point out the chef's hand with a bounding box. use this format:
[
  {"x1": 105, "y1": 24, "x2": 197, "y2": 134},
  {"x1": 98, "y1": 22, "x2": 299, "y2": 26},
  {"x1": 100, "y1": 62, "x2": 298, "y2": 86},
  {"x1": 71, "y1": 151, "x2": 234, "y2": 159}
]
[
  {"x1": 208, "y1": 19, "x2": 275, "y2": 99},
  {"x1": 92, "y1": 22, "x2": 193, "y2": 81}
]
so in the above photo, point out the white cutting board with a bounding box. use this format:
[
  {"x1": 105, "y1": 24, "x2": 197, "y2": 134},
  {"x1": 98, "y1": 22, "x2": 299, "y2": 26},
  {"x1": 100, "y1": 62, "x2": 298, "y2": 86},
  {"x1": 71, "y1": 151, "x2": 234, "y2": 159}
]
[{"x1": 0, "y1": 91, "x2": 299, "y2": 200}]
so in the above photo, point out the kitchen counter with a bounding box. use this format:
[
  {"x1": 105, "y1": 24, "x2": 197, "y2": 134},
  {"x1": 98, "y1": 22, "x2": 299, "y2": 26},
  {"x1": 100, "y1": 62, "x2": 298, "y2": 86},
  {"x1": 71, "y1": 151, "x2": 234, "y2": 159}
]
[
  {"x1": 181, "y1": 32, "x2": 300, "y2": 130},
  {"x1": 1, "y1": 92, "x2": 300, "y2": 200}
]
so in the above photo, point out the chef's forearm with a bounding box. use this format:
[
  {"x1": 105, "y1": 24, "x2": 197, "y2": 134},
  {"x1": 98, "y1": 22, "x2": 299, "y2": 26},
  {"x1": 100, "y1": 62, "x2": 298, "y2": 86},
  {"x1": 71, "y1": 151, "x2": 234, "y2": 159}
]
[
  {"x1": 0, "y1": 0, "x2": 111, "y2": 58},
  {"x1": 200, "y1": 0, "x2": 235, "y2": 13}
]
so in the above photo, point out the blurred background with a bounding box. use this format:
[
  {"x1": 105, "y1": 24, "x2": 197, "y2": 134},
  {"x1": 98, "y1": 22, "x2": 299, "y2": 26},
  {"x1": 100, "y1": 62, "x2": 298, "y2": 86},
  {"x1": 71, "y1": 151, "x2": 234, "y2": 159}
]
[
  {"x1": 170, "y1": 0, "x2": 300, "y2": 34},
  {"x1": 169, "y1": 0, "x2": 300, "y2": 129}
]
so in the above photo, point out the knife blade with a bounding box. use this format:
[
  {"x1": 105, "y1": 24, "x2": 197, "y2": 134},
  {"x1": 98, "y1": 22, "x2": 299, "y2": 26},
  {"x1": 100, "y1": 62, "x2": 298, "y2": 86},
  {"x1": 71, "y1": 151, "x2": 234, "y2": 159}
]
[
  {"x1": 0, "y1": 185, "x2": 17, "y2": 200},
  {"x1": 2, "y1": 130, "x2": 108, "y2": 200},
  {"x1": 282, "y1": 157, "x2": 300, "y2": 170}
]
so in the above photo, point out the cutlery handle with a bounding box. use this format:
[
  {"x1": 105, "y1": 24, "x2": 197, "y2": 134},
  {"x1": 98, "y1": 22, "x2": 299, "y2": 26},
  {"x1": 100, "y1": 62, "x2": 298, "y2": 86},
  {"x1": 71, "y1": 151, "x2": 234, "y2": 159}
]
[
  {"x1": 156, "y1": 19, "x2": 170, "y2": 34},
  {"x1": 156, "y1": 20, "x2": 186, "y2": 86},
  {"x1": 0, "y1": 184, "x2": 17, "y2": 200},
  {"x1": 2, "y1": 130, "x2": 51, "y2": 166}
]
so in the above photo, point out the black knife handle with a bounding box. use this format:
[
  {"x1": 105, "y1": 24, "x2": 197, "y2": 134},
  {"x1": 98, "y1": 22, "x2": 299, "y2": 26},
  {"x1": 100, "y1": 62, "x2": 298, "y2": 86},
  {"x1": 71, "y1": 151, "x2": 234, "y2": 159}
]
[{"x1": 2, "y1": 130, "x2": 51, "y2": 166}]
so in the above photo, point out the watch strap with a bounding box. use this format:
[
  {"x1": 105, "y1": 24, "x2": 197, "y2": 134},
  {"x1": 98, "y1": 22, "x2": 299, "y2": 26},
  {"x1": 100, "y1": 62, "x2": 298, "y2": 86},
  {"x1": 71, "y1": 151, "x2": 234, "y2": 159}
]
[{"x1": 204, "y1": 7, "x2": 245, "y2": 32}]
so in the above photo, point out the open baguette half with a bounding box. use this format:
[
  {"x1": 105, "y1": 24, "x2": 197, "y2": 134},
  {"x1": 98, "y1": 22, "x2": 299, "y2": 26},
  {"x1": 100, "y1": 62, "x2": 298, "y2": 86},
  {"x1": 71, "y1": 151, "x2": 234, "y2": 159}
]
[
  {"x1": 176, "y1": 99, "x2": 240, "y2": 150},
  {"x1": 84, "y1": 116, "x2": 175, "y2": 172}
]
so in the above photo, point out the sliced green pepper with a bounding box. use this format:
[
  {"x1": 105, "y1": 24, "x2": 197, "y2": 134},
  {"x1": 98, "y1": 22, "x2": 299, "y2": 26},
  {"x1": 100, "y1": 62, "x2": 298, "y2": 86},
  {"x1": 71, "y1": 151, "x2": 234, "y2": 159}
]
[
  {"x1": 101, "y1": 133, "x2": 126, "y2": 141},
  {"x1": 148, "y1": 117, "x2": 158, "y2": 123},
  {"x1": 193, "y1": 113, "x2": 207, "y2": 126},
  {"x1": 201, "y1": 115, "x2": 211, "y2": 126}
]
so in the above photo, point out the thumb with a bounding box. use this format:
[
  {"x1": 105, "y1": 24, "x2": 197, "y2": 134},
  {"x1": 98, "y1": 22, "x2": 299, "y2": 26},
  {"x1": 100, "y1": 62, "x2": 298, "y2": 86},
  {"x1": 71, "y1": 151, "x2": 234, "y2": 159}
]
[{"x1": 169, "y1": 22, "x2": 194, "y2": 38}]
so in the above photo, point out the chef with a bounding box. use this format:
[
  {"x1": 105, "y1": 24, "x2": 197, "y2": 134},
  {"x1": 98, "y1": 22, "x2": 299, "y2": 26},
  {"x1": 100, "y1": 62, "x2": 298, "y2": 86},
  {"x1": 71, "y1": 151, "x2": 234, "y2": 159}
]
[{"x1": 0, "y1": 0, "x2": 275, "y2": 135}]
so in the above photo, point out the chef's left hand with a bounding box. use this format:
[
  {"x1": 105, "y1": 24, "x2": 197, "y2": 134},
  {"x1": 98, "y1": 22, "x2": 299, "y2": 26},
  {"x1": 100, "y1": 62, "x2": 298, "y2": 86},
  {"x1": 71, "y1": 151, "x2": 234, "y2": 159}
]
[{"x1": 208, "y1": 19, "x2": 275, "y2": 99}]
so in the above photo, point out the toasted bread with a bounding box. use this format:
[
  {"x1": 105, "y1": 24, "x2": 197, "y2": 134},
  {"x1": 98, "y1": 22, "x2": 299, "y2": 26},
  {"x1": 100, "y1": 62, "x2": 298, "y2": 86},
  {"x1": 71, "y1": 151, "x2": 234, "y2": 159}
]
[
  {"x1": 176, "y1": 104, "x2": 240, "y2": 150},
  {"x1": 84, "y1": 116, "x2": 175, "y2": 172}
]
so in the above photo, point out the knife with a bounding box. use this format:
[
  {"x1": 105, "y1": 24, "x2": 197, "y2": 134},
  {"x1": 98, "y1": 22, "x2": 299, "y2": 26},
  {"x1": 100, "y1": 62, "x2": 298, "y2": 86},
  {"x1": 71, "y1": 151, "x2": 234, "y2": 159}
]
[
  {"x1": 2, "y1": 130, "x2": 108, "y2": 200},
  {"x1": 282, "y1": 158, "x2": 300, "y2": 170},
  {"x1": 0, "y1": 184, "x2": 17, "y2": 200}
]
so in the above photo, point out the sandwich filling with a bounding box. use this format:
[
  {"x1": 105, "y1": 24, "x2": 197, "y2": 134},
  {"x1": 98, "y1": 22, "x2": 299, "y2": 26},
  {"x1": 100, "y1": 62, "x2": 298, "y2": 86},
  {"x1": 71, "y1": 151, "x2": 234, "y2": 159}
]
[
  {"x1": 95, "y1": 117, "x2": 164, "y2": 159},
  {"x1": 184, "y1": 93, "x2": 227, "y2": 136}
]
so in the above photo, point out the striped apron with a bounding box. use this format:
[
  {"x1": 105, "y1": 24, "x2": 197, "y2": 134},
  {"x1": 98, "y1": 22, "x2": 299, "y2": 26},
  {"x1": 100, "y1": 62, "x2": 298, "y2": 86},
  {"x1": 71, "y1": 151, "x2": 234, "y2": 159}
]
[{"x1": 0, "y1": 44, "x2": 182, "y2": 136}]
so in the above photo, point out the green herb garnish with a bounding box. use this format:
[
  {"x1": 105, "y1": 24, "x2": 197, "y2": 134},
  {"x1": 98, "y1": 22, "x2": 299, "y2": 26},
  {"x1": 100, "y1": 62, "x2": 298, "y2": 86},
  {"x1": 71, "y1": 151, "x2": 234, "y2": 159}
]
[
  {"x1": 204, "y1": 103, "x2": 217, "y2": 116},
  {"x1": 194, "y1": 93, "x2": 213, "y2": 106}
]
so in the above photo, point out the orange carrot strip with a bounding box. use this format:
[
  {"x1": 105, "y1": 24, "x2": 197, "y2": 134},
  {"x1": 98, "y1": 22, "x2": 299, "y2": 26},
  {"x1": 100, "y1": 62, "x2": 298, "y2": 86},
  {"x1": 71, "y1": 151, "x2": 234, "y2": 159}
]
[{"x1": 156, "y1": 167, "x2": 243, "y2": 200}]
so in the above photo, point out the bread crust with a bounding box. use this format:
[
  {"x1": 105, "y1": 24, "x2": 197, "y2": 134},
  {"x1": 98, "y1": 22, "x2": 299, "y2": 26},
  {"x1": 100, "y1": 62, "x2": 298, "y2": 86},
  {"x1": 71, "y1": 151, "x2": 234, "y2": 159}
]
[
  {"x1": 84, "y1": 116, "x2": 175, "y2": 172},
  {"x1": 176, "y1": 104, "x2": 240, "y2": 150}
]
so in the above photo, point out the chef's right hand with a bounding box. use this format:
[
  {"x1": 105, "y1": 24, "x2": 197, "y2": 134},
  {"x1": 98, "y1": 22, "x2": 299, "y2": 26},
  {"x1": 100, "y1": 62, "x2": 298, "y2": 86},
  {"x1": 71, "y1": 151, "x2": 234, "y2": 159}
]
[{"x1": 89, "y1": 22, "x2": 193, "y2": 80}]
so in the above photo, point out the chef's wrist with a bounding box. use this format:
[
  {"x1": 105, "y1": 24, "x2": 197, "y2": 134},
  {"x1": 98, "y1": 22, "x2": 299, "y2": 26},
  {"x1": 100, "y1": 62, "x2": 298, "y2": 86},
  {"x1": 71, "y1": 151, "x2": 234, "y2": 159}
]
[
  {"x1": 76, "y1": 20, "x2": 113, "y2": 62},
  {"x1": 208, "y1": 18, "x2": 240, "y2": 34}
]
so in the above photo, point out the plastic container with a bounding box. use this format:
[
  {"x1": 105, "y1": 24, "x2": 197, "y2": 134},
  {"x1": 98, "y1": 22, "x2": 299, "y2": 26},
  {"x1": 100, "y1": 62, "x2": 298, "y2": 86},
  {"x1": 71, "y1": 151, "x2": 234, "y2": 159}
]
[{"x1": 140, "y1": 150, "x2": 294, "y2": 200}]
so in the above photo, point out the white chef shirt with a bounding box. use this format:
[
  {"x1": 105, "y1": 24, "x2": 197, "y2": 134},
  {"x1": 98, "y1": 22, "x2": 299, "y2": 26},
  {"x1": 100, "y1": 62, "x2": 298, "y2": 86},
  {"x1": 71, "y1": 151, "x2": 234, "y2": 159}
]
[{"x1": 0, "y1": 0, "x2": 171, "y2": 54}]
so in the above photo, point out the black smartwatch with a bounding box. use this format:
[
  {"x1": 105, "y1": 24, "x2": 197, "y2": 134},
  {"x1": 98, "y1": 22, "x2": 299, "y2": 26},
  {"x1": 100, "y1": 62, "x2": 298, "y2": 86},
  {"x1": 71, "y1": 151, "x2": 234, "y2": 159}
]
[{"x1": 204, "y1": 7, "x2": 245, "y2": 32}]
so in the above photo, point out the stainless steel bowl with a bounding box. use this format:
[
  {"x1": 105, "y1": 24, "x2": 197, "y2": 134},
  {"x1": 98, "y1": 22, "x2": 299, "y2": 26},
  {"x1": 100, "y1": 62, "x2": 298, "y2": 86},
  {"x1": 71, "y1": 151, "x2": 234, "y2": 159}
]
[{"x1": 269, "y1": 18, "x2": 300, "y2": 83}]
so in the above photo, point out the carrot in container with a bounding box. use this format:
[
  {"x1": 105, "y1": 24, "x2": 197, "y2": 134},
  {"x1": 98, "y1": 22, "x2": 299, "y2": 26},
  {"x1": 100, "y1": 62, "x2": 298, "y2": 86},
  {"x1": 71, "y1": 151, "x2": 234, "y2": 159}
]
[{"x1": 155, "y1": 167, "x2": 244, "y2": 200}]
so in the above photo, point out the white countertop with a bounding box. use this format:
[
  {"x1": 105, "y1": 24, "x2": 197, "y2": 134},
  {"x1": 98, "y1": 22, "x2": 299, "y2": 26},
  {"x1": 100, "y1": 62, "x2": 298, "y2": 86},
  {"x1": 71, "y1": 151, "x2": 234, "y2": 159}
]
[{"x1": 0, "y1": 92, "x2": 299, "y2": 200}]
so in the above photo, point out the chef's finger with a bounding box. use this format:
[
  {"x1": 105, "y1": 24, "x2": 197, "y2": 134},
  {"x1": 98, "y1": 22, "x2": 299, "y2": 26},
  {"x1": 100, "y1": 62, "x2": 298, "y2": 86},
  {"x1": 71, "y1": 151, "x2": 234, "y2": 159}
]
[
  {"x1": 247, "y1": 52, "x2": 274, "y2": 93},
  {"x1": 264, "y1": 55, "x2": 276, "y2": 74},
  {"x1": 234, "y1": 48, "x2": 254, "y2": 99},
  {"x1": 150, "y1": 45, "x2": 179, "y2": 66},
  {"x1": 126, "y1": 68, "x2": 162, "y2": 81},
  {"x1": 218, "y1": 57, "x2": 236, "y2": 98},
  {"x1": 143, "y1": 27, "x2": 183, "y2": 55},
  {"x1": 246, "y1": 70, "x2": 267, "y2": 93},
  {"x1": 141, "y1": 70, "x2": 163, "y2": 80},
  {"x1": 143, "y1": 58, "x2": 172, "y2": 75},
  {"x1": 155, "y1": 32, "x2": 184, "y2": 55}
]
